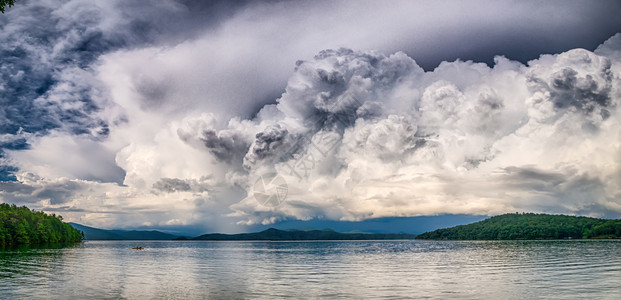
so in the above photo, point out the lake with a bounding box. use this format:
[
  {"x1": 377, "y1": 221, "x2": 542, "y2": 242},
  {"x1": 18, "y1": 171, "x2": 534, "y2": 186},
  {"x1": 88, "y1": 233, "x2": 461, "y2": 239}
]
[{"x1": 1, "y1": 240, "x2": 620, "y2": 299}]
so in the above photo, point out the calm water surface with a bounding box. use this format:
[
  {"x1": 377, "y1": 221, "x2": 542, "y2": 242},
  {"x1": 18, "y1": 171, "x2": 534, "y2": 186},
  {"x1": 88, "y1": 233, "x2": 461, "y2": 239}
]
[{"x1": 1, "y1": 240, "x2": 620, "y2": 299}]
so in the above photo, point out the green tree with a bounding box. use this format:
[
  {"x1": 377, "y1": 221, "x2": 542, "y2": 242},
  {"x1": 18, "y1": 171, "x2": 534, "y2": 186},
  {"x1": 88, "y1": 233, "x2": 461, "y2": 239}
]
[
  {"x1": 1, "y1": 0, "x2": 16, "y2": 14},
  {"x1": 0, "y1": 203, "x2": 83, "y2": 246},
  {"x1": 14, "y1": 221, "x2": 29, "y2": 244}
]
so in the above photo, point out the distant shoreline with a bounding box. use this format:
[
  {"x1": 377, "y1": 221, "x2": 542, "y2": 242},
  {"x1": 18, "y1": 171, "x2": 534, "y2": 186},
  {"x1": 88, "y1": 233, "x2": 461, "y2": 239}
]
[
  {"x1": 67, "y1": 213, "x2": 621, "y2": 242},
  {"x1": 190, "y1": 228, "x2": 417, "y2": 241}
]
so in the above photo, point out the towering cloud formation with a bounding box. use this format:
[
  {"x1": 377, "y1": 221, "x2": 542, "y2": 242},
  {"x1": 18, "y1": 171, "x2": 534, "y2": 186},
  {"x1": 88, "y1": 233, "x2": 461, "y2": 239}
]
[
  {"x1": 1, "y1": 1, "x2": 621, "y2": 232},
  {"x1": 227, "y1": 41, "x2": 621, "y2": 225}
]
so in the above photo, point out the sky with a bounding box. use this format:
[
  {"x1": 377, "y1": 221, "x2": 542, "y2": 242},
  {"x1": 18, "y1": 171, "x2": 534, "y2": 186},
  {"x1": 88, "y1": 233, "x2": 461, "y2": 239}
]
[{"x1": 1, "y1": 0, "x2": 621, "y2": 235}]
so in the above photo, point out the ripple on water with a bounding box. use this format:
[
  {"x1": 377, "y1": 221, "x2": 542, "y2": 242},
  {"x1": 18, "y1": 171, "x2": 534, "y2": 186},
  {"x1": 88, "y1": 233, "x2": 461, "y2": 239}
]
[{"x1": 0, "y1": 240, "x2": 620, "y2": 299}]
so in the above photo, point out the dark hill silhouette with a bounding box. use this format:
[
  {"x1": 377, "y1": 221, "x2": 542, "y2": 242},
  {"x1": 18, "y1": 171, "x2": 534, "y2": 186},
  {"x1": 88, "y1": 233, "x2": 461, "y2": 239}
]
[
  {"x1": 193, "y1": 228, "x2": 416, "y2": 240},
  {"x1": 69, "y1": 223, "x2": 178, "y2": 240}
]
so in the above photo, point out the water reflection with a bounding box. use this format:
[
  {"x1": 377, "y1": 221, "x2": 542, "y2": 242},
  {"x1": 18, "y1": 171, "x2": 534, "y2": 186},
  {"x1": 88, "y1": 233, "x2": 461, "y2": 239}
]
[{"x1": 0, "y1": 240, "x2": 620, "y2": 299}]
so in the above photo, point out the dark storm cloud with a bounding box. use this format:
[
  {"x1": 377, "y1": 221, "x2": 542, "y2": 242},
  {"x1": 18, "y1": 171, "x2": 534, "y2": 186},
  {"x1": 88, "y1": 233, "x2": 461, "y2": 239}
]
[
  {"x1": 549, "y1": 67, "x2": 612, "y2": 112},
  {"x1": 395, "y1": 0, "x2": 621, "y2": 70},
  {"x1": 153, "y1": 178, "x2": 192, "y2": 193},
  {"x1": 0, "y1": 181, "x2": 36, "y2": 194},
  {"x1": 528, "y1": 52, "x2": 614, "y2": 113},
  {"x1": 498, "y1": 167, "x2": 612, "y2": 217},
  {"x1": 0, "y1": 176, "x2": 83, "y2": 205},
  {"x1": 243, "y1": 124, "x2": 295, "y2": 168},
  {"x1": 152, "y1": 177, "x2": 212, "y2": 194},
  {"x1": 1, "y1": 3, "x2": 118, "y2": 135},
  {"x1": 501, "y1": 167, "x2": 566, "y2": 191},
  {"x1": 201, "y1": 129, "x2": 250, "y2": 163},
  {"x1": 279, "y1": 48, "x2": 420, "y2": 133},
  {"x1": 33, "y1": 180, "x2": 82, "y2": 205},
  {"x1": 0, "y1": 166, "x2": 18, "y2": 181},
  {"x1": 0, "y1": 2, "x2": 120, "y2": 179},
  {"x1": 0, "y1": 136, "x2": 28, "y2": 180},
  {"x1": 0, "y1": 136, "x2": 28, "y2": 151},
  {"x1": 0, "y1": 0, "x2": 255, "y2": 181}
]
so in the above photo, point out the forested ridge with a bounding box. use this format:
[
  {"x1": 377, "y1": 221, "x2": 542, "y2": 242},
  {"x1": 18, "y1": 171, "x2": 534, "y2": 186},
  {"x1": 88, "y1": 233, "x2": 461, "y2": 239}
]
[
  {"x1": 0, "y1": 203, "x2": 83, "y2": 246},
  {"x1": 416, "y1": 213, "x2": 621, "y2": 240}
]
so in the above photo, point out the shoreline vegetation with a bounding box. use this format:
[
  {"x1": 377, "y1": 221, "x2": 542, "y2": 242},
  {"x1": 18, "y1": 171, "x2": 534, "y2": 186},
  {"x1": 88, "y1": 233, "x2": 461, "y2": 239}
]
[
  {"x1": 0, "y1": 204, "x2": 83, "y2": 246},
  {"x1": 416, "y1": 213, "x2": 621, "y2": 240}
]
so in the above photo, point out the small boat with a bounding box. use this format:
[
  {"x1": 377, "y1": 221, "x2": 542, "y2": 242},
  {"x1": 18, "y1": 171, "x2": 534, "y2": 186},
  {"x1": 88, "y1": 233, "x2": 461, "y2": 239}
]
[{"x1": 132, "y1": 247, "x2": 144, "y2": 250}]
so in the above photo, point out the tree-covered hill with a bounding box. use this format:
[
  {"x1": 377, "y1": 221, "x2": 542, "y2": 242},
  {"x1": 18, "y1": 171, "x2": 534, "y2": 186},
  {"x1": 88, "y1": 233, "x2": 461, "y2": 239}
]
[
  {"x1": 0, "y1": 203, "x2": 83, "y2": 246},
  {"x1": 416, "y1": 213, "x2": 621, "y2": 240}
]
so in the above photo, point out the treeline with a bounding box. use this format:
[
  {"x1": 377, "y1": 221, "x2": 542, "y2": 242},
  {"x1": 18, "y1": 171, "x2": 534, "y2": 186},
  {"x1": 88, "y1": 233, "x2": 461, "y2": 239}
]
[
  {"x1": 416, "y1": 213, "x2": 621, "y2": 240},
  {"x1": 584, "y1": 219, "x2": 621, "y2": 238},
  {"x1": 0, "y1": 203, "x2": 83, "y2": 246}
]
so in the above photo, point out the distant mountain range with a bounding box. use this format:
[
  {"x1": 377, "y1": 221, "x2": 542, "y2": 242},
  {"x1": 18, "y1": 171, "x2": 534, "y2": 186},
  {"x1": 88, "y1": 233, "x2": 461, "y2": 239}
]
[
  {"x1": 71, "y1": 213, "x2": 620, "y2": 241},
  {"x1": 69, "y1": 223, "x2": 416, "y2": 241},
  {"x1": 68, "y1": 223, "x2": 178, "y2": 240},
  {"x1": 191, "y1": 228, "x2": 417, "y2": 240}
]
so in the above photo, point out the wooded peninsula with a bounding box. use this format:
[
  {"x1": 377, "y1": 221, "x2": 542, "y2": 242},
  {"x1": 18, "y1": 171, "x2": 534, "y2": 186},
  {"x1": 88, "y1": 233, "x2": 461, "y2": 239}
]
[
  {"x1": 0, "y1": 204, "x2": 83, "y2": 246},
  {"x1": 416, "y1": 213, "x2": 621, "y2": 240}
]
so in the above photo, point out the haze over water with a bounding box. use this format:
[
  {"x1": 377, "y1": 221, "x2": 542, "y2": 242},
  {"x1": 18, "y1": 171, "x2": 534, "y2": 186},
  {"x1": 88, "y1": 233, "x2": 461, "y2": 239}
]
[{"x1": 1, "y1": 240, "x2": 620, "y2": 299}]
